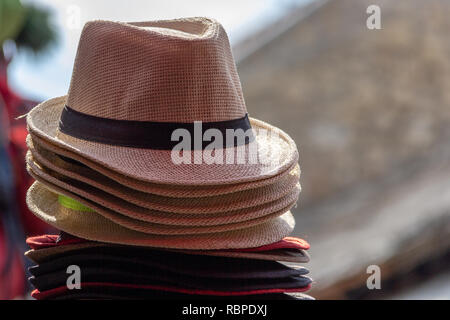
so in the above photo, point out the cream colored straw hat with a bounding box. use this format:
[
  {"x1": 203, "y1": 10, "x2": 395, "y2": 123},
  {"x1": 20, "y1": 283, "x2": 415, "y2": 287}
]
[
  {"x1": 26, "y1": 18, "x2": 298, "y2": 186},
  {"x1": 28, "y1": 134, "x2": 299, "y2": 198},
  {"x1": 27, "y1": 159, "x2": 299, "y2": 233},
  {"x1": 26, "y1": 142, "x2": 301, "y2": 215},
  {"x1": 26, "y1": 181, "x2": 295, "y2": 249}
]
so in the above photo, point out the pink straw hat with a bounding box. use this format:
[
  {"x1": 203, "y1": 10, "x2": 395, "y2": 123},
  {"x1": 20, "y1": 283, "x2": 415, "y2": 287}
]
[
  {"x1": 26, "y1": 18, "x2": 298, "y2": 186},
  {"x1": 26, "y1": 142, "x2": 301, "y2": 215},
  {"x1": 26, "y1": 160, "x2": 300, "y2": 233},
  {"x1": 28, "y1": 134, "x2": 299, "y2": 198},
  {"x1": 26, "y1": 181, "x2": 295, "y2": 250}
]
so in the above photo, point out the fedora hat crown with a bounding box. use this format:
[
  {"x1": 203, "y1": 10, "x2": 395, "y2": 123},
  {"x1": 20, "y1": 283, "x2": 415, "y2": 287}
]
[
  {"x1": 27, "y1": 17, "x2": 298, "y2": 185},
  {"x1": 66, "y1": 18, "x2": 247, "y2": 123}
]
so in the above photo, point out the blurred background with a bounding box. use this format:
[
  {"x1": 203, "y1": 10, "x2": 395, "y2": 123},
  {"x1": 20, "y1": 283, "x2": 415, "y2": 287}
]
[{"x1": 1, "y1": 0, "x2": 450, "y2": 299}]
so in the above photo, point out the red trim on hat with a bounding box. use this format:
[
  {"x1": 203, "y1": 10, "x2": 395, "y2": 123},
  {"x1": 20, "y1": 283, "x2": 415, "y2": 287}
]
[
  {"x1": 26, "y1": 235, "x2": 59, "y2": 249},
  {"x1": 227, "y1": 237, "x2": 310, "y2": 252},
  {"x1": 26, "y1": 235, "x2": 310, "y2": 251},
  {"x1": 26, "y1": 234, "x2": 85, "y2": 249},
  {"x1": 31, "y1": 282, "x2": 311, "y2": 299}
]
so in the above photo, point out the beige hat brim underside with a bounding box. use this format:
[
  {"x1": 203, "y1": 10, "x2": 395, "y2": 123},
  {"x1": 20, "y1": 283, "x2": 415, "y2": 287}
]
[
  {"x1": 28, "y1": 134, "x2": 299, "y2": 198},
  {"x1": 27, "y1": 162, "x2": 299, "y2": 234},
  {"x1": 27, "y1": 140, "x2": 301, "y2": 215},
  {"x1": 26, "y1": 181, "x2": 295, "y2": 250}
]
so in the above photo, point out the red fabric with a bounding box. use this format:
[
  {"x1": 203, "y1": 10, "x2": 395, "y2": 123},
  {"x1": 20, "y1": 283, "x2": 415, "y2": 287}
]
[
  {"x1": 31, "y1": 282, "x2": 311, "y2": 299},
  {"x1": 26, "y1": 234, "x2": 84, "y2": 249},
  {"x1": 0, "y1": 74, "x2": 27, "y2": 299},
  {"x1": 26, "y1": 234, "x2": 310, "y2": 251},
  {"x1": 228, "y1": 237, "x2": 310, "y2": 252},
  {"x1": 1, "y1": 73, "x2": 52, "y2": 237},
  {"x1": 1, "y1": 72, "x2": 51, "y2": 299},
  {"x1": 26, "y1": 235, "x2": 60, "y2": 249},
  {"x1": 0, "y1": 74, "x2": 22, "y2": 121},
  {"x1": 0, "y1": 221, "x2": 25, "y2": 299}
]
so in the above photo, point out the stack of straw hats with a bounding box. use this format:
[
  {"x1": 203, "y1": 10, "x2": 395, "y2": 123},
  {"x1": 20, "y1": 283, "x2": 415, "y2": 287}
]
[{"x1": 24, "y1": 18, "x2": 313, "y2": 299}]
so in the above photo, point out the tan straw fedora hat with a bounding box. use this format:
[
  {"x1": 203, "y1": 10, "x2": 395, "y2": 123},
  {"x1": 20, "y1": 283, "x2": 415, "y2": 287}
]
[
  {"x1": 27, "y1": 153, "x2": 300, "y2": 227},
  {"x1": 27, "y1": 159, "x2": 299, "y2": 233},
  {"x1": 26, "y1": 18, "x2": 298, "y2": 186},
  {"x1": 28, "y1": 134, "x2": 299, "y2": 198},
  {"x1": 26, "y1": 142, "x2": 301, "y2": 215},
  {"x1": 26, "y1": 181, "x2": 295, "y2": 249}
]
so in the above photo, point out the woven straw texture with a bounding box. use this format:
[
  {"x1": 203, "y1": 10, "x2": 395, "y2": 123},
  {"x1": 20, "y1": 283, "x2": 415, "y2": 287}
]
[
  {"x1": 27, "y1": 159, "x2": 299, "y2": 231},
  {"x1": 67, "y1": 18, "x2": 245, "y2": 122},
  {"x1": 27, "y1": 143, "x2": 301, "y2": 214},
  {"x1": 26, "y1": 181, "x2": 295, "y2": 249},
  {"x1": 28, "y1": 134, "x2": 298, "y2": 197},
  {"x1": 28, "y1": 96, "x2": 298, "y2": 185}
]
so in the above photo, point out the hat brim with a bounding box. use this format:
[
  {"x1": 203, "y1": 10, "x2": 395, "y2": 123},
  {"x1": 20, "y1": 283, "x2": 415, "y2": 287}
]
[
  {"x1": 31, "y1": 282, "x2": 312, "y2": 299},
  {"x1": 27, "y1": 96, "x2": 298, "y2": 185},
  {"x1": 27, "y1": 144, "x2": 301, "y2": 215},
  {"x1": 26, "y1": 181, "x2": 295, "y2": 249},
  {"x1": 31, "y1": 287, "x2": 314, "y2": 300},
  {"x1": 27, "y1": 155, "x2": 299, "y2": 228},
  {"x1": 28, "y1": 134, "x2": 298, "y2": 198},
  {"x1": 25, "y1": 241, "x2": 309, "y2": 264},
  {"x1": 27, "y1": 165, "x2": 298, "y2": 234},
  {"x1": 30, "y1": 272, "x2": 312, "y2": 295},
  {"x1": 29, "y1": 252, "x2": 309, "y2": 280}
]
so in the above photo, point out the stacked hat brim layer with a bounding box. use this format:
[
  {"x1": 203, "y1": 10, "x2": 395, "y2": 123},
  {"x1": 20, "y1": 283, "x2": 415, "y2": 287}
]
[
  {"x1": 26, "y1": 135, "x2": 300, "y2": 239},
  {"x1": 24, "y1": 17, "x2": 313, "y2": 299},
  {"x1": 26, "y1": 133, "x2": 300, "y2": 249},
  {"x1": 25, "y1": 234, "x2": 313, "y2": 300}
]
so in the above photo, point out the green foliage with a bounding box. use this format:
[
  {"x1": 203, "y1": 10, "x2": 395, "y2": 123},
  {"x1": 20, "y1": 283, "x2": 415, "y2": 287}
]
[
  {"x1": 13, "y1": 3, "x2": 57, "y2": 54},
  {"x1": 0, "y1": 0, "x2": 25, "y2": 45}
]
